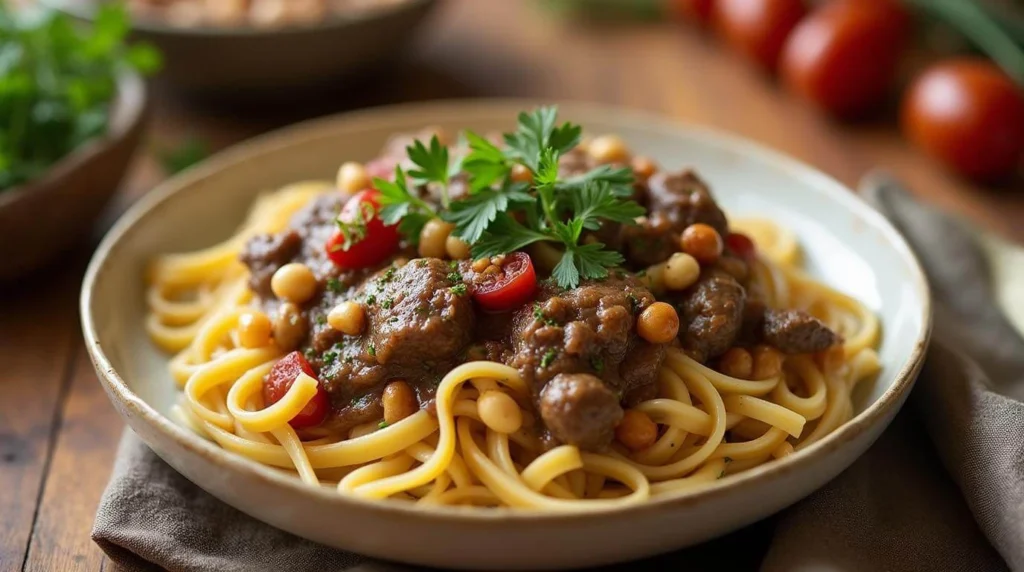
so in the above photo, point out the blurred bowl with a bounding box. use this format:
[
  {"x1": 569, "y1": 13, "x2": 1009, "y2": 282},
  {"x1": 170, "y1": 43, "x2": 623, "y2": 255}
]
[
  {"x1": 0, "y1": 71, "x2": 147, "y2": 282},
  {"x1": 45, "y1": 0, "x2": 440, "y2": 93}
]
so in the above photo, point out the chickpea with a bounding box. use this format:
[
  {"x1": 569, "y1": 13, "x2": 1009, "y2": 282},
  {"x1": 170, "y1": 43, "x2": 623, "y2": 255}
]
[
  {"x1": 418, "y1": 219, "x2": 454, "y2": 259},
  {"x1": 327, "y1": 301, "x2": 366, "y2": 336},
  {"x1": 638, "y1": 262, "x2": 667, "y2": 295},
  {"x1": 382, "y1": 380, "x2": 418, "y2": 424},
  {"x1": 273, "y1": 303, "x2": 306, "y2": 351},
  {"x1": 631, "y1": 156, "x2": 658, "y2": 182},
  {"x1": 510, "y1": 164, "x2": 534, "y2": 184},
  {"x1": 238, "y1": 310, "x2": 273, "y2": 348},
  {"x1": 271, "y1": 263, "x2": 317, "y2": 304},
  {"x1": 680, "y1": 223, "x2": 724, "y2": 265},
  {"x1": 576, "y1": 136, "x2": 592, "y2": 154},
  {"x1": 751, "y1": 345, "x2": 784, "y2": 380},
  {"x1": 336, "y1": 161, "x2": 370, "y2": 195},
  {"x1": 588, "y1": 134, "x2": 630, "y2": 164},
  {"x1": 615, "y1": 410, "x2": 658, "y2": 452},
  {"x1": 206, "y1": 0, "x2": 247, "y2": 25},
  {"x1": 719, "y1": 347, "x2": 753, "y2": 379},
  {"x1": 663, "y1": 252, "x2": 701, "y2": 291},
  {"x1": 471, "y1": 257, "x2": 490, "y2": 273},
  {"x1": 446, "y1": 235, "x2": 471, "y2": 260},
  {"x1": 477, "y1": 390, "x2": 523, "y2": 434},
  {"x1": 637, "y1": 302, "x2": 679, "y2": 344}
]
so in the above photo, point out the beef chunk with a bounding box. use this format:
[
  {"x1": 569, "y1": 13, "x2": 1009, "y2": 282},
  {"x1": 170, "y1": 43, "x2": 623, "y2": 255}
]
[
  {"x1": 539, "y1": 373, "x2": 624, "y2": 451},
  {"x1": 359, "y1": 259, "x2": 475, "y2": 366},
  {"x1": 762, "y1": 309, "x2": 840, "y2": 354},
  {"x1": 511, "y1": 276, "x2": 666, "y2": 450},
  {"x1": 239, "y1": 230, "x2": 302, "y2": 298},
  {"x1": 678, "y1": 268, "x2": 746, "y2": 362},
  {"x1": 619, "y1": 212, "x2": 683, "y2": 269},
  {"x1": 646, "y1": 169, "x2": 729, "y2": 237}
]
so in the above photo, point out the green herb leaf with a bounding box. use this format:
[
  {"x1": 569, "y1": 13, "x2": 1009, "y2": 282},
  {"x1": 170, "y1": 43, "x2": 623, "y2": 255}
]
[
  {"x1": 461, "y1": 131, "x2": 509, "y2": 192},
  {"x1": 441, "y1": 187, "x2": 533, "y2": 244},
  {"x1": 570, "y1": 181, "x2": 645, "y2": 230},
  {"x1": 503, "y1": 106, "x2": 581, "y2": 172},
  {"x1": 471, "y1": 214, "x2": 552, "y2": 259},
  {"x1": 557, "y1": 164, "x2": 635, "y2": 196},
  {"x1": 406, "y1": 135, "x2": 450, "y2": 187}
]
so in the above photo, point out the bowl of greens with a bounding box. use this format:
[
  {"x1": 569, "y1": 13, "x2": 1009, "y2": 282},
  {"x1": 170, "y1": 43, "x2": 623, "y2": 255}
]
[{"x1": 0, "y1": 5, "x2": 156, "y2": 280}]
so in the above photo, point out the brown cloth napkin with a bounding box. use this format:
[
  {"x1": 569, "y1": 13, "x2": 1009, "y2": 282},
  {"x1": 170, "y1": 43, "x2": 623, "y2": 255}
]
[{"x1": 93, "y1": 174, "x2": 1024, "y2": 571}]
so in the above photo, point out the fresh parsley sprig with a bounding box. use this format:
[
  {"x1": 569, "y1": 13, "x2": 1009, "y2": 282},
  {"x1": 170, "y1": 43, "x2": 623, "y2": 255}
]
[{"x1": 368, "y1": 106, "x2": 644, "y2": 289}]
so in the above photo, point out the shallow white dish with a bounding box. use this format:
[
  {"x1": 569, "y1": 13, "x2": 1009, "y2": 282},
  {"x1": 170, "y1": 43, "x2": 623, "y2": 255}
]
[{"x1": 82, "y1": 100, "x2": 931, "y2": 570}]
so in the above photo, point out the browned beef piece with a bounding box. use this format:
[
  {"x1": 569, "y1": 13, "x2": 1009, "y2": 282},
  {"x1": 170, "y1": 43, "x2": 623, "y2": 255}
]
[
  {"x1": 511, "y1": 276, "x2": 666, "y2": 450},
  {"x1": 360, "y1": 258, "x2": 475, "y2": 366},
  {"x1": 239, "y1": 230, "x2": 302, "y2": 298},
  {"x1": 316, "y1": 259, "x2": 474, "y2": 432},
  {"x1": 762, "y1": 309, "x2": 840, "y2": 354},
  {"x1": 540, "y1": 373, "x2": 624, "y2": 450},
  {"x1": 619, "y1": 212, "x2": 682, "y2": 269},
  {"x1": 678, "y1": 268, "x2": 746, "y2": 362},
  {"x1": 646, "y1": 169, "x2": 729, "y2": 237}
]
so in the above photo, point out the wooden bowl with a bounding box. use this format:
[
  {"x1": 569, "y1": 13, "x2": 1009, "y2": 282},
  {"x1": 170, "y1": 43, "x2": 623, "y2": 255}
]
[
  {"x1": 46, "y1": 0, "x2": 440, "y2": 93},
  {"x1": 81, "y1": 101, "x2": 931, "y2": 569},
  {"x1": 0, "y1": 72, "x2": 147, "y2": 282}
]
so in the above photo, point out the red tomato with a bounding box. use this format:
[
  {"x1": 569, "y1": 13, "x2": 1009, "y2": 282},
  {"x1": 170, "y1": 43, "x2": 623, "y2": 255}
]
[
  {"x1": 780, "y1": 0, "x2": 909, "y2": 118},
  {"x1": 902, "y1": 59, "x2": 1024, "y2": 181},
  {"x1": 668, "y1": 0, "x2": 714, "y2": 26},
  {"x1": 725, "y1": 232, "x2": 756, "y2": 263},
  {"x1": 326, "y1": 189, "x2": 400, "y2": 269},
  {"x1": 262, "y1": 351, "x2": 329, "y2": 429},
  {"x1": 713, "y1": 0, "x2": 807, "y2": 71},
  {"x1": 472, "y1": 252, "x2": 538, "y2": 312}
]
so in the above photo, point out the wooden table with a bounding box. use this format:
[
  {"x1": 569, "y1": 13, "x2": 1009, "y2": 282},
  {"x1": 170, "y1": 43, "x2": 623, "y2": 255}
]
[{"x1": 2, "y1": 1, "x2": 1022, "y2": 570}]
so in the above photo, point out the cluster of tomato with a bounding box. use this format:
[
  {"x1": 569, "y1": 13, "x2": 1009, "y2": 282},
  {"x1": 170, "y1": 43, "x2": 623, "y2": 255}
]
[{"x1": 669, "y1": 0, "x2": 1024, "y2": 182}]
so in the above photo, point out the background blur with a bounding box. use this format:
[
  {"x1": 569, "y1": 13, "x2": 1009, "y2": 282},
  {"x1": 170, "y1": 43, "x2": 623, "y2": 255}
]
[{"x1": 2, "y1": 0, "x2": 1023, "y2": 570}]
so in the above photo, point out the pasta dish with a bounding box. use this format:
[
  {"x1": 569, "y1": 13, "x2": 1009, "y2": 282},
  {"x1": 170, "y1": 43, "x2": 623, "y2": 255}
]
[{"x1": 146, "y1": 108, "x2": 880, "y2": 510}]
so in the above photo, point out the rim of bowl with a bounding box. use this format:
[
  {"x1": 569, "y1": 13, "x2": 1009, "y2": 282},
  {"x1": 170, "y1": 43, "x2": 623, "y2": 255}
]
[
  {"x1": 0, "y1": 71, "x2": 147, "y2": 209},
  {"x1": 81, "y1": 99, "x2": 933, "y2": 524},
  {"x1": 42, "y1": 0, "x2": 437, "y2": 37}
]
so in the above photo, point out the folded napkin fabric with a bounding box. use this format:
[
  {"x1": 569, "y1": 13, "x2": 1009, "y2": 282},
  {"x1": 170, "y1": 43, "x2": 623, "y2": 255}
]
[{"x1": 93, "y1": 175, "x2": 1023, "y2": 572}]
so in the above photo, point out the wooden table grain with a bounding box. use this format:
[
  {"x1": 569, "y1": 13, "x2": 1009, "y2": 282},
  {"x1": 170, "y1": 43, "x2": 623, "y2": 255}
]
[{"x1": 2, "y1": 1, "x2": 1021, "y2": 570}]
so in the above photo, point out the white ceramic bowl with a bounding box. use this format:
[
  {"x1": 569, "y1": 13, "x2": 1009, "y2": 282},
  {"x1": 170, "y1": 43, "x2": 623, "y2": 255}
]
[{"x1": 81, "y1": 100, "x2": 931, "y2": 570}]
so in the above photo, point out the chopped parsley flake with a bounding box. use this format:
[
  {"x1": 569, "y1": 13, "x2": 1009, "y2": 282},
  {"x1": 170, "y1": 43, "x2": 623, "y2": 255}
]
[
  {"x1": 365, "y1": 294, "x2": 377, "y2": 305},
  {"x1": 541, "y1": 348, "x2": 558, "y2": 368},
  {"x1": 450, "y1": 283, "x2": 468, "y2": 296},
  {"x1": 590, "y1": 355, "x2": 604, "y2": 372},
  {"x1": 304, "y1": 348, "x2": 317, "y2": 360},
  {"x1": 322, "y1": 351, "x2": 338, "y2": 366},
  {"x1": 345, "y1": 356, "x2": 354, "y2": 364},
  {"x1": 447, "y1": 271, "x2": 463, "y2": 283},
  {"x1": 381, "y1": 298, "x2": 394, "y2": 309},
  {"x1": 382, "y1": 267, "x2": 397, "y2": 282},
  {"x1": 367, "y1": 343, "x2": 376, "y2": 357},
  {"x1": 533, "y1": 303, "x2": 558, "y2": 326},
  {"x1": 326, "y1": 278, "x2": 342, "y2": 293},
  {"x1": 448, "y1": 260, "x2": 459, "y2": 270},
  {"x1": 417, "y1": 259, "x2": 428, "y2": 267},
  {"x1": 378, "y1": 420, "x2": 390, "y2": 429},
  {"x1": 315, "y1": 315, "x2": 327, "y2": 326}
]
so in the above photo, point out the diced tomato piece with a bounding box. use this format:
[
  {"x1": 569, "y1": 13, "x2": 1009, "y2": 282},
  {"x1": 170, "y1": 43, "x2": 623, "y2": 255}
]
[
  {"x1": 326, "y1": 189, "x2": 400, "y2": 270},
  {"x1": 471, "y1": 252, "x2": 538, "y2": 312},
  {"x1": 262, "y1": 351, "x2": 329, "y2": 429},
  {"x1": 726, "y1": 232, "x2": 757, "y2": 263}
]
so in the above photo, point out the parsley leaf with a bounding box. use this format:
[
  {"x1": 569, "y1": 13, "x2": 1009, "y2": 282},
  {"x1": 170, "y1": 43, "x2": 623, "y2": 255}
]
[
  {"x1": 503, "y1": 107, "x2": 581, "y2": 172},
  {"x1": 471, "y1": 214, "x2": 552, "y2": 259},
  {"x1": 461, "y1": 131, "x2": 509, "y2": 192},
  {"x1": 570, "y1": 181, "x2": 645, "y2": 230},
  {"x1": 441, "y1": 186, "x2": 533, "y2": 244},
  {"x1": 557, "y1": 164, "x2": 635, "y2": 196},
  {"x1": 406, "y1": 135, "x2": 450, "y2": 189}
]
